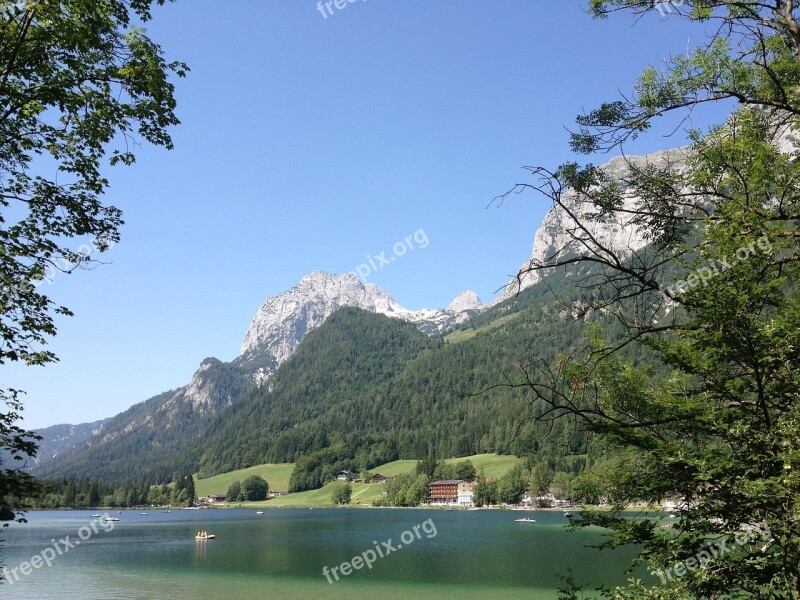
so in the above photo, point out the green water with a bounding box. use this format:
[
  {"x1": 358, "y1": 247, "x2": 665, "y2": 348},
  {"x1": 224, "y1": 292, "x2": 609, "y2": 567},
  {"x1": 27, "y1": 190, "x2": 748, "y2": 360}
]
[{"x1": 0, "y1": 509, "x2": 644, "y2": 599}]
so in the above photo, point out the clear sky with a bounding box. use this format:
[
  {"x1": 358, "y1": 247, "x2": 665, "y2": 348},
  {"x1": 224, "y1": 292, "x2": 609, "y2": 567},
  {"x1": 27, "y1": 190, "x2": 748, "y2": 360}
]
[{"x1": 6, "y1": 1, "x2": 729, "y2": 429}]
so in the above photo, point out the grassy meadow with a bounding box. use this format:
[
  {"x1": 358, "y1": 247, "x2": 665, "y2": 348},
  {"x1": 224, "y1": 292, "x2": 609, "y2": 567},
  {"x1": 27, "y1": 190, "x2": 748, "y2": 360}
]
[{"x1": 194, "y1": 453, "x2": 522, "y2": 508}]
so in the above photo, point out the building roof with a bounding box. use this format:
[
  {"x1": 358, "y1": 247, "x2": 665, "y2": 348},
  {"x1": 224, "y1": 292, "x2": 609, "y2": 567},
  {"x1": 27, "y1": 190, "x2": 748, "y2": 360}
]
[{"x1": 430, "y1": 480, "x2": 463, "y2": 485}]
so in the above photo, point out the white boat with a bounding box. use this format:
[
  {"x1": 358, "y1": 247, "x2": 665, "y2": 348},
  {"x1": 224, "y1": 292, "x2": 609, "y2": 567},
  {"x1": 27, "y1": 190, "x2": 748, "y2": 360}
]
[
  {"x1": 140, "y1": 512, "x2": 148, "y2": 516},
  {"x1": 514, "y1": 518, "x2": 536, "y2": 523},
  {"x1": 92, "y1": 514, "x2": 101, "y2": 518},
  {"x1": 256, "y1": 511, "x2": 264, "y2": 515},
  {"x1": 104, "y1": 517, "x2": 120, "y2": 522}
]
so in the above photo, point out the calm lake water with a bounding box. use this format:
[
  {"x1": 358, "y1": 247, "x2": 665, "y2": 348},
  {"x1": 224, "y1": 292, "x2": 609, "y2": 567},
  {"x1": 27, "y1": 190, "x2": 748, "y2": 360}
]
[{"x1": 0, "y1": 508, "x2": 645, "y2": 599}]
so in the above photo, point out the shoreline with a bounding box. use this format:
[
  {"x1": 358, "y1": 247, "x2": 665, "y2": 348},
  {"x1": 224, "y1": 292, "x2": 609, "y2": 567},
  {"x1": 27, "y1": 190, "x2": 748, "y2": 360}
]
[{"x1": 22, "y1": 503, "x2": 658, "y2": 512}]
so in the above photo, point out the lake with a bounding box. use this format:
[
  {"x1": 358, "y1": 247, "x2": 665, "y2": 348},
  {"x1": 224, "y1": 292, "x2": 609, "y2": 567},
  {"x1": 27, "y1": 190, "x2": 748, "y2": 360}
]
[{"x1": 0, "y1": 508, "x2": 645, "y2": 599}]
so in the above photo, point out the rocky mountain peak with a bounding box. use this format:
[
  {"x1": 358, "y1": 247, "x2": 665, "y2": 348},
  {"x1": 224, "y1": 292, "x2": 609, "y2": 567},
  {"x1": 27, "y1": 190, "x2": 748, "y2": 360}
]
[
  {"x1": 495, "y1": 146, "x2": 689, "y2": 304},
  {"x1": 239, "y1": 272, "x2": 400, "y2": 362},
  {"x1": 237, "y1": 271, "x2": 490, "y2": 381},
  {"x1": 447, "y1": 290, "x2": 483, "y2": 313}
]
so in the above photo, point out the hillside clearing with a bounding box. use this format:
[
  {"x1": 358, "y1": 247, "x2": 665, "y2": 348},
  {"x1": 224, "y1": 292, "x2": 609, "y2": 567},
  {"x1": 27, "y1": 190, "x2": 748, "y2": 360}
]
[{"x1": 195, "y1": 463, "x2": 295, "y2": 498}]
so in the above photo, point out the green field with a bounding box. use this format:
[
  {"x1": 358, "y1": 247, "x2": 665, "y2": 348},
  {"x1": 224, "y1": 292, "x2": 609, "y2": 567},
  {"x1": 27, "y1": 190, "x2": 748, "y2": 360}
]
[
  {"x1": 369, "y1": 453, "x2": 521, "y2": 479},
  {"x1": 195, "y1": 463, "x2": 295, "y2": 498},
  {"x1": 218, "y1": 481, "x2": 385, "y2": 508},
  {"x1": 197, "y1": 453, "x2": 522, "y2": 508},
  {"x1": 444, "y1": 313, "x2": 517, "y2": 344},
  {"x1": 446, "y1": 453, "x2": 523, "y2": 478},
  {"x1": 369, "y1": 459, "x2": 418, "y2": 476}
]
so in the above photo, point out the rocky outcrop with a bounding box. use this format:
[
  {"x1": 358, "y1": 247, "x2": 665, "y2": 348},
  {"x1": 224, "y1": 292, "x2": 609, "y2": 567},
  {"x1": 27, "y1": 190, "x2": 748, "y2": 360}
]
[
  {"x1": 495, "y1": 147, "x2": 689, "y2": 304},
  {"x1": 238, "y1": 271, "x2": 482, "y2": 372}
]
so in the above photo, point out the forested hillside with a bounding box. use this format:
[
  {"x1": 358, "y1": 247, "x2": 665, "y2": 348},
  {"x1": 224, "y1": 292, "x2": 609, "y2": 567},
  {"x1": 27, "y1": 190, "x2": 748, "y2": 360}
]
[
  {"x1": 38, "y1": 264, "x2": 664, "y2": 486},
  {"x1": 35, "y1": 358, "x2": 254, "y2": 483},
  {"x1": 193, "y1": 268, "x2": 636, "y2": 479}
]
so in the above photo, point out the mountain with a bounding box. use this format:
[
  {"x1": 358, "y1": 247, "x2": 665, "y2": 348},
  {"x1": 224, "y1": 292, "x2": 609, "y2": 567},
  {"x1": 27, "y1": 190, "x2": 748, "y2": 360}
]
[
  {"x1": 447, "y1": 290, "x2": 483, "y2": 313},
  {"x1": 495, "y1": 147, "x2": 689, "y2": 304},
  {"x1": 37, "y1": 263, "x2": 621, "y2": 485},
  {"x1": 237, "y1": 270, "x2": 483, "y2": 382},
  {"x1": 29, "y1": 419, "x2": 110, "y2": 468},
  {"x1": 196, "y1": 280, "x2": 603, "y2": 479},
  {"x1": 197, "y1": 307, "x2": 438, "y2": 477},
  {"x1": 34, "y1": 142, "x2": 690, "y2": 485},
  {"x1": 33, "y1": 273, "x2": 486, "y2": 483}
]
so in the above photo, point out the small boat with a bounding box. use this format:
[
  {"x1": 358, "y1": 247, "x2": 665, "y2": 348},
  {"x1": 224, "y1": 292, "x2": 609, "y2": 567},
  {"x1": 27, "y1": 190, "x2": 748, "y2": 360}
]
[
  {"x1": 92, "y1": 514, "x2": 101, "y2": 518},
  {"x1": 104, "y1": 517, "x2": 120, "y2": 522},
  {"x1": 195, "y1": 531, "x2": 215, "y2": 540},
  {"x1": 669, "y1": 513, "x2": 678, "y2": 519},
  {"x1": 563, "y1": 511, "x2": 573, "y2": 518},
  {"x1": 140, "y1": 512, "x2": 148, "y2": 516},
  {"x1": 256, "y1": 511, "x2": 264, "y2": 515},
  {"x1": 514, "y1": 518, "x2": 537, "y2": 523}
]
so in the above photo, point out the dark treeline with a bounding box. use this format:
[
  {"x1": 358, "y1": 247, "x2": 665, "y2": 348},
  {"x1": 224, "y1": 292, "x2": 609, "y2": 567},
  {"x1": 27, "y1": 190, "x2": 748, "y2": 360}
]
[{"x1": 22, "y1": 472, "x2": 196, "y2": 509}]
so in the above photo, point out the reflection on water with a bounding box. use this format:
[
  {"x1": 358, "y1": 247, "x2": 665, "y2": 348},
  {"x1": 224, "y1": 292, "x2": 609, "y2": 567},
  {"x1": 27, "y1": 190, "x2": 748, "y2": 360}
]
[{"x1": 194, "y1": 539, "x2": 207, "y2": 560}]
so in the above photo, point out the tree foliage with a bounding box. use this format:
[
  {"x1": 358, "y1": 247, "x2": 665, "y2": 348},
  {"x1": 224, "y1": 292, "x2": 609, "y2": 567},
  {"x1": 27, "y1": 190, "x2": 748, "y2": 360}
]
[
  {"x1": 529, "y1": 460, "x2": 553, "y2": 498},
  {"x1": 240, "y1": 475, "x2": 268, "y2": 502},
  {"x1": 171, "y1": 473, "x2": 194, "y2": 507},
  {"x1": 226, "y1": 480, "x2": 241, "y2": 503},
  {"x1": 454, "y1": 459, "x2": 477, "y2": 480},
  {"x1": 330, "y1": 482, "x2": 351, "y2": 505},
  {"x1": 377, "y1": 472, "x2": 430, "y2": 507},
  {"x1": 0, "y1": 0, "x2": 185, "y2": 525},
  {"x1": 0, "y1": 395, "x2": 40, "y2": 521},
  {"x1": 472, "y1": 480, "x2": 498, "y2": 507},
  {"x1": 502, "y1": 2, "x2": 800, "y2": 598},
  {"x1": 26, "y1": 478, "x2": 152, "y2": 508},
  {"x1": 0, "y1": 0, "x2": 186, "y2": 366}
]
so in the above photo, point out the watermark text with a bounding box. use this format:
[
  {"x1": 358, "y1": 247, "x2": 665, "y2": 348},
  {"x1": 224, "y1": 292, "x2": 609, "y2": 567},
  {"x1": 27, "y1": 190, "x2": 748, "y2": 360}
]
[
  {"x1": 322, "y1": 518, "x2": 437, "y2": 583},
  {"x1": 350, "y1": 228, "x2": 429, "y2": 283},
  {"x1": 1, "y1": 514, "x2": 115, "y2": 585}
]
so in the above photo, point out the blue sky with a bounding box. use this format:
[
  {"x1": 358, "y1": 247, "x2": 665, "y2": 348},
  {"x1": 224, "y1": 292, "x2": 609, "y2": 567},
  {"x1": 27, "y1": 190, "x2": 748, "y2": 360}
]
[{"x1": 7, "y1": 1, "x2": 728, "y2": 429}]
